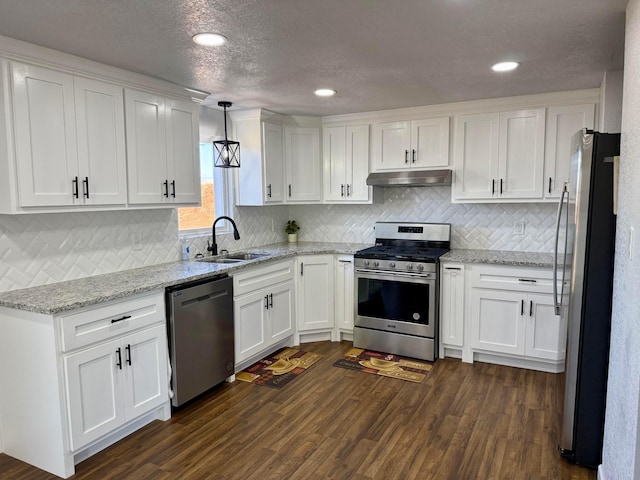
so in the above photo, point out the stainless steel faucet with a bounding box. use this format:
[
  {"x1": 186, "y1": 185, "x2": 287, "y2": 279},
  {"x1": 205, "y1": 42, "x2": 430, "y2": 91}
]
[{"x1": 207, "y1": 216, "x2": 240, "y2": 256}]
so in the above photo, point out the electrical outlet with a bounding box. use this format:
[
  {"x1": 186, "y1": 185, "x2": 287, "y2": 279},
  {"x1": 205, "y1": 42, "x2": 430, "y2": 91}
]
[
  {"x1": 513, "y1": 220, "x2": 525, "y2": 235},
  {"x1": 271, "y1": 219, "x2": 274, "y2": 232},
  {"x1": 630, "y1": 226, "x2": 634, "y2": 260},
  {"x1": 132, "y1": 232, "x2": 143, "y2": 251}
]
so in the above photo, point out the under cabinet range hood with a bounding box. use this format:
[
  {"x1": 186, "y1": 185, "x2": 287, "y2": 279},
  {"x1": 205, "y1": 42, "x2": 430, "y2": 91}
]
[{"x1": 366, "y1": 169, "x2": 452, "y2": 187}]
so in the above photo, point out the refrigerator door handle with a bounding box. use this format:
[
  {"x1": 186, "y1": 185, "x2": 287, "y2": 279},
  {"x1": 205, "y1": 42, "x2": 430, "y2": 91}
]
[{"x1": 553, "y1": 184, "x2": 568, "y2": 315}]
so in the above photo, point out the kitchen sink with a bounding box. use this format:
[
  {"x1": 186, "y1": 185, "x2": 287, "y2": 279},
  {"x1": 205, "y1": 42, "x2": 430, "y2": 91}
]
[{"x1": 224, "y1": 252, "x2": 268, "y2": 260}]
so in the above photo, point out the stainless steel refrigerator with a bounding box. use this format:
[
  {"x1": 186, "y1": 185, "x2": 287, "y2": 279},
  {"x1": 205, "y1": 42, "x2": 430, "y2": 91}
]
[{"x1": 555, "y1": 129, "x2": 620, "y2": 468}]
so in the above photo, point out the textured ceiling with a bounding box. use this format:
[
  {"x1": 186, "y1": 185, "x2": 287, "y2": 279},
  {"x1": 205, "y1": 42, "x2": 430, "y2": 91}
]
[{"x1": 0, "y1": 0, "x2": 627, "y2": 116}]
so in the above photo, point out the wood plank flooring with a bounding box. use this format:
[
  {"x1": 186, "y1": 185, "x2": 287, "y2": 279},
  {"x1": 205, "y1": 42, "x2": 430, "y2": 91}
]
[{"x1": 0, "y1": 341, "x2": 596, "y2": 479}]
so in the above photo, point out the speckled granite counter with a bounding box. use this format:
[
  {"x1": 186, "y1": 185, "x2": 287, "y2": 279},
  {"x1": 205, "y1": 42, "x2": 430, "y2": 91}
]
[
  {"x1": 441, "y1": 249, "x2": 555, "y2": 268},
  {"x1": 0, "y1": 242, "x2": 371, "y2": 315}
]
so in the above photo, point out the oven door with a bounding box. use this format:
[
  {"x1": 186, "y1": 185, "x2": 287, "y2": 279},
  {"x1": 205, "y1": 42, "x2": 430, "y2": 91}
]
[{"x1": 354, "y1": 268, "x2": 436, "y2": 338}]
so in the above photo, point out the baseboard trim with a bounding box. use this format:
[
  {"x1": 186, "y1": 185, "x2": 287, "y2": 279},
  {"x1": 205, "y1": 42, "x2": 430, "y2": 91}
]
[{"x1": 597, "y1": 464, "x2": 606, "y2": 480}]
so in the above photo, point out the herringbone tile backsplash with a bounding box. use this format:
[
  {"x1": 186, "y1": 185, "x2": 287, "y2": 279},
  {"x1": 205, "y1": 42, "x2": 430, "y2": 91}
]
[{"x1": 0, "y1": 188, "x2": 556, "y2": 292}]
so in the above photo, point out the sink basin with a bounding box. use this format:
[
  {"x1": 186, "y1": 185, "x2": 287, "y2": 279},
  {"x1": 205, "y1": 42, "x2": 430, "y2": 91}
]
[
  {"x1": 225, "y1": 252, "x2": 268, "y2": 260},
  {"x1": 196, "y1": 257, "x2": 244, "y2": 264}
]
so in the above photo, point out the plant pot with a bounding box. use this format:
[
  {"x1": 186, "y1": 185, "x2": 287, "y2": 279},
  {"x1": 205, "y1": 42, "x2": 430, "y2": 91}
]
[{"x1": 287, "y1": 233, "x2": 298, "y2": 243}]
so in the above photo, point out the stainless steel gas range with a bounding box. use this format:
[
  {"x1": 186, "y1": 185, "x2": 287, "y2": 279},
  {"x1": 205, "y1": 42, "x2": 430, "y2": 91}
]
[{"x1": 353, "y1": 222, "x2": 451, "y2": 362}]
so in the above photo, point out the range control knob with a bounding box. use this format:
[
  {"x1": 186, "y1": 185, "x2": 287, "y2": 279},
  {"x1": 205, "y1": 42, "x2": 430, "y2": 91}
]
[
  {"x1": 364, "y1": 260, "x2": 370, "y2": 267},
  {"x1": 416, "y1": 264, "x2": 424, "y2": 272},
  {"x1": 373, "y1": 261, "x2": 380, "y2": 267},
  {"x1": 389, "y1": 262, "x2": 396, "y2": 269},
  {"x1": 406, "y1": 263, "x2": 414, "y2": 270}
]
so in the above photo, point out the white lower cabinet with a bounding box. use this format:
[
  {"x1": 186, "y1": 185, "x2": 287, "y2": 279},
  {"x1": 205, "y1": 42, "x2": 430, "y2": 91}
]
[
  {"x1": 64, "y1": 324, "x2": 168, "y2": 451},
  {"x1": 233, "y1": 260, "x2": 295, "y2": 367},
  {"x1": 439, "y1": 263, "x2": 465, "y2": 356},
  {"x1": 335, "y1": 255, "x2": 355, "y2": 339},
  {"x1": 0, "y1": 291, "x2": 170, "y2": 478},
  {"x1": 439, "y1": 262, "x2": 566, "y2": 372},
  {"x1": 296, "y1": 255, "x2": 335, "y2": 339}
]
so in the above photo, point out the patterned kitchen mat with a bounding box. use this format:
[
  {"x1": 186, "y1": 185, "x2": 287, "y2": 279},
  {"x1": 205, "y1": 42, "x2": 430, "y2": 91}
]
[
  {"x1": 236, "y1": 348, "x2": 323, "y2": 389},
  {"x1": 333, "y1": 347, "x2": 432, "y2": 383}
]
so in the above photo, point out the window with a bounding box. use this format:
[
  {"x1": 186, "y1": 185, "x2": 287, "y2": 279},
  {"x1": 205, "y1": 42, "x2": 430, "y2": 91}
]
[{"x1": 178, "y1": 143, "x2": 233, "y2": 234}]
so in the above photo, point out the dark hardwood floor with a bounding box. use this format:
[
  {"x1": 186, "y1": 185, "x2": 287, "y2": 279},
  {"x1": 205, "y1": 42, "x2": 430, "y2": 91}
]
[{"x1": 0, "y1": 341, "x2": 596, "y2": 479}]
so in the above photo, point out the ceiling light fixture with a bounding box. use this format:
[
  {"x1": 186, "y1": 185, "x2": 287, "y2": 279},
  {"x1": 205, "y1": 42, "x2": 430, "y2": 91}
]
[
  {"x1": 314, "y1": 88, "x2": 337, "y2": 97},
  {"x1": 192, "y1": 33, "x2": 227, "y2": 47},
  {"x1": 491, "y1": 61, "x2": 520, "y2": 72},
  {"x1": 213, "y1": 101, "x2": 240, "y2": 168}
]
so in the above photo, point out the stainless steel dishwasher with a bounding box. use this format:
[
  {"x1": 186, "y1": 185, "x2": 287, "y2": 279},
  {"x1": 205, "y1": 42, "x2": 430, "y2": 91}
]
[{"x1": 166, "y1": 275, "x2": 234, "y2": 407}]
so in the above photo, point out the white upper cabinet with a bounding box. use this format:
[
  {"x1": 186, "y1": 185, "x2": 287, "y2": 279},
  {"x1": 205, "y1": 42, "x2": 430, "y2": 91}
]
[
  {"x1": 452, "y1": 109, "x2": 545, "y2": 202},
  {"x1": 12, "y1": 63, "x2": 79, "y2": 207},
  {"x1": 232, "y1": 111, "x2": 286, "y2": 206},
  {"x1": 372, "y1": 117, "x2": 449, "y2": 172},
  {"x1": 125, "y1": 89, "x2": 200, "y2": 206},
  {"x1": 284, "y1": 126, "x2": 321, "y2": 202},
  {"x1": 544, "y1": 104, "x2": 595, "y2": 199},
  {"x1": 323, "y1": 124, "x2": 370, "y2": 203}
]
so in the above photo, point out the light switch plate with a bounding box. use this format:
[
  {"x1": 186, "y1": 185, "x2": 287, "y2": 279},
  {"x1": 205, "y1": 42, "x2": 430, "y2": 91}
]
[
  {"x1": 514, "y1": 220, "x2": 525, "y2": 235},
  {"x1": 132, "y1": 232, "x2": 143, "y2": 251}
]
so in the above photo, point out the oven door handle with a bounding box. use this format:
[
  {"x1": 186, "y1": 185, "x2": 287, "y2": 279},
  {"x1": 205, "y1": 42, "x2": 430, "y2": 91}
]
[{"x1": 355, "y1": 268, "x2": 435, "y2": 281}]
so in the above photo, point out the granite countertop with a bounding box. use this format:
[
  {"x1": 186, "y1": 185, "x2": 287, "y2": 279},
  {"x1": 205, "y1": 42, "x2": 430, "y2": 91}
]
[
  {"x1": 0, "y1": 241, "x2": 371, "y2": 315},
  {"x1": 441, "y1": 249, "x2": 555, "y2": 268}
]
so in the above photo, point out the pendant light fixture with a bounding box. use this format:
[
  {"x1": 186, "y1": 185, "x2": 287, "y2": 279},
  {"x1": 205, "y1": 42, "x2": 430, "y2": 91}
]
[{"x1": 213, "y1": 101, "x2": 240, "y2": 168}]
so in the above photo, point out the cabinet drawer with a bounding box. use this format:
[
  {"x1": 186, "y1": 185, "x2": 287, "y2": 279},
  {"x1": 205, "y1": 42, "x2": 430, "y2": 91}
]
[
  {"x1": 58, "y1": 292, "x2": 165, "y2": 352},
  {"x1": 233, "y1": 260, "x2": 295, "y2": 297},
  {"x1": 469, "y1": 265, "x2": 558, "y2": 294}
]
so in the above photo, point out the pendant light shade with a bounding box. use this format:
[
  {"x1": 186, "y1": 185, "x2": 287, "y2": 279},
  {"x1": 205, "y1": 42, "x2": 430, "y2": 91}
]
[{"x1": 213, "y1": 101, "x2": 240, "y2": 168}]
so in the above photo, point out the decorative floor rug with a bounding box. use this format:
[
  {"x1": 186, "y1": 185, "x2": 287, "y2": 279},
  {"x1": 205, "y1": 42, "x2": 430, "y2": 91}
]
[
  {"x1": 333, "y1": 347, "x2": 433, "y2": 383},
  {"x1": 236, "y1": 348, "x2": 323, "y2": 389}
]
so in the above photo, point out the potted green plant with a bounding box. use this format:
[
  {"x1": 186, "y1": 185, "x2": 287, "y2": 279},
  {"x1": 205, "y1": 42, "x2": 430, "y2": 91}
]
[{"x1": 285, "y1": 220, "x2": 300, "y2": 243}]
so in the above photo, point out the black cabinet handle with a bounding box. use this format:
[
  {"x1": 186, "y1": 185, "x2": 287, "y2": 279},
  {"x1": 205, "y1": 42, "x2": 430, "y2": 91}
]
[
  {"x1": 264, "y1": 295, "x2": 269, "y2": 309},
  {"x1": 492, "y1": 179, "x2": 495, "y2": 195},
  {"x1": 269, "y1": 293, "x2": 273, "y2": 308},
  {"x1": 288, "y1": 184, "x2": 292, "y2": 197},
  {"x1": 548, "y1": 177, "x2": 552, "y2": 194},
  {"x1": 520, "y1": 300, "x2": 524, "y2": 315},
  {"x1": 518, "y1": 278, "x2": 537, "y2": 283},
  {"x1": 529, "y1": 300, "x2": 533, "y2": 317},
  {"x1": 171, "y1": 180, "x2": 176, "y2": 198},
  {"x1": 500, "y1": 178, "x2": 504, "y2": 194},
  {"x1": 125, "y1": 344, "x2": 132, "y2": 365},
  {"x1": 412, "y1": 149, "x2": 416, "y2": 163},
  {"x1": 163, "y1": 180, "x2": 169, "y2": 198},
  {"x1": 83, "y1": 177, "x2": 90, "y2": 198},
  {"x1": 110, "y1": 315, "x2": 132, "y2": 324},
  {"x1": 72, "y1": 177, "x2": 79, "y2": 199},
  {"x1": 267, "y1": 184, "x2": 272, "y2": 198},
  {"x1": 300, "y1": 263, "x2": 304, "y2": 276},
  {"x1": 338, "y1": 259, "x2": 352, "y2": 263},
  {"x1": 116, "y1": 348, "x2": 122, "y2": 370},
  {"x1": 445, "y1": 267, "x2": 462, "y2": 271},
  {"x1": 404, "y1": 150, "x2": 409, "y2": 164},
  {"x1": 347, "y1": 184, "x2": 351, "y2": 197},
  {"x1": 341, "y1": 184, "x2": 344, "y2": 197}
]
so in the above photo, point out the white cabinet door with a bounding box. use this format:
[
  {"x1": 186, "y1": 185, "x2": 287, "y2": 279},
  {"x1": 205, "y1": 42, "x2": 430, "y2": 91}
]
[
  {"x1": 346, "y1": 125, "x2": 370, "y2": 201},
  {"x1": 453, "y1": 112, "x2": 500, "y2": 200},
  {"x1": 123, "y1": 324, "x2": 169, "y2": 421},
  {"x1": 297, "y1": 255, "x2": 335, "y2": 331},
  {"x1": 285, "y1": 126, "x2": 321, "y2": 202},
  {"x1": 335, "y1": 256, "x2": 354, "y2": 332},
  {"x1": 125, "y1": 89, "x2": 167, "y2": 204},
  {"x1": 268, "y1": 281, "x2": 295, "y2": 343},
  {"x1": 372, "y1": 121, "x2": 411, "y2": 171},
  {"x1": 411, "y1": 117, "x2": 450, "y2": 169},
  {"x1": 440, "y1": 264, "x2": 465, "y2": 348},
  {"x1": 499, "y1": 109, "x2": 545, "y2": 199},
  {"x1": 470, "y1": 288, "x2": 525, "y2": 355},
  {"x1": 323, "y1": 126, "x2": 347, "y2": 201},
  {"x1": 12, "y1": 62, "x2": 78, "y2": 207},
  {"x1": 544, "y1": 104, "x2": 595, "y2": 199},
  {"x1": 263, "y1": 121, "x2": 285, "y2": 203},
  {"x1": 74, "y1": 77, "x2": 127, "y2": 206},
  {"x1": 165, "y1": 98, "x2": 200, "y2": 205},
  {"x1": 234, "y1": 289, "x2": 269, "y2": 363},
  {"x1": 524, "y1": 293, "x2": 566, "y2": 361},
  {"x1": 64, "y1": 338, "x2": 124, "y2": 451}
]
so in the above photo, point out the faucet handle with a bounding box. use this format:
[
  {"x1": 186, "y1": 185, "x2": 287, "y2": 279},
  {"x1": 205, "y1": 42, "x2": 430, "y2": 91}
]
[{"x1": 206, "y1": 240, "x2": 213, "y2": 252}]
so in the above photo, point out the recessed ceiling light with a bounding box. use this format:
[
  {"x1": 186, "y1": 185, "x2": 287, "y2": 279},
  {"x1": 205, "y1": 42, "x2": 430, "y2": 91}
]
[
  {"x1": 314, "y1": 89, "x2": 337, "y2": 97},
  {"x1": 491, "y1": 61, "x2": 520, "y2": 72},
  {"x1": 192, "y1": 33, "x2": 227, "y2": 47}
]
